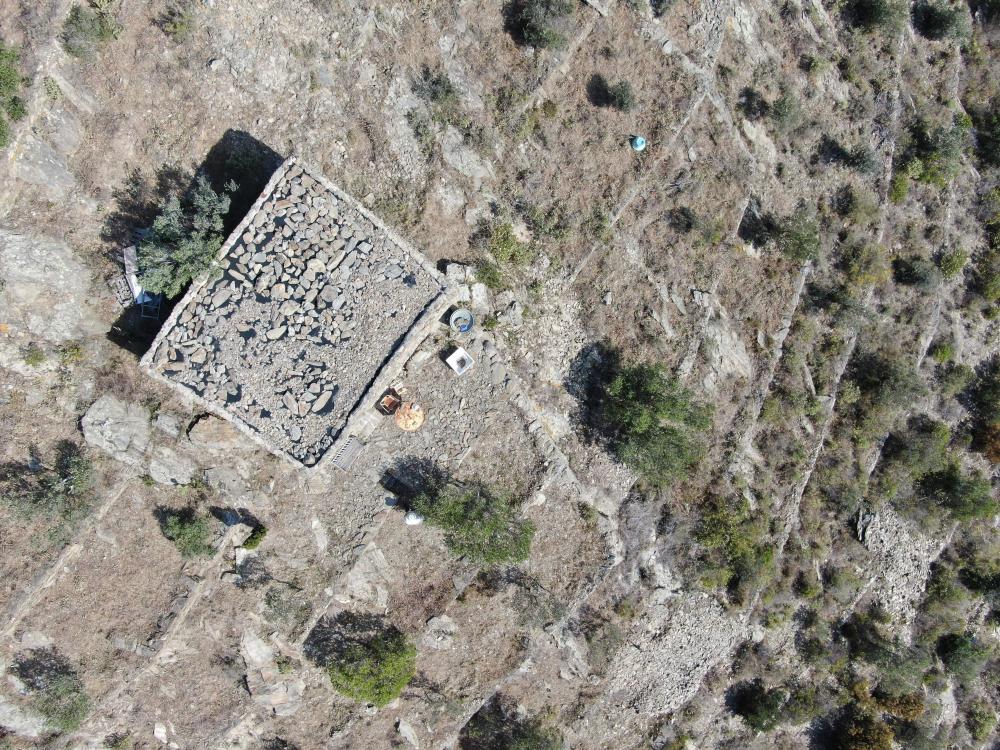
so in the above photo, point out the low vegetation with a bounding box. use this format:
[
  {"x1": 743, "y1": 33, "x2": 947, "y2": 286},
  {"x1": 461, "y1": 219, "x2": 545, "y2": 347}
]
[
  {"x1": 412, "y1": 481, "x2": 535, "y2": 564},
  {"x1": 603, "y1": 361, "x2": 713, "y2": 488},
  {"x1": 11, "y1": 648, "x2": 90, "y2": 733},
  {"x1": 507, "y1": 0, "x2": 574, "y2": 49},
  {"x1": 459, "y1": 694, "x2": 562, "y2": 750},
  {"x1": 0, "y1": 42, "x2": 26, "y2": 149},
  {"x1": 159, "y1": 506, "x2": 215, "y2": 558},
  {"x1": 61, "y1": 0, "x2": 122, "y2": 59},
  {"x1": 0, "y1": 441, "x2": 94, "y2": 531},
  {"x1": 306, "y1": 614, "x2": 415, "y2": 708}
]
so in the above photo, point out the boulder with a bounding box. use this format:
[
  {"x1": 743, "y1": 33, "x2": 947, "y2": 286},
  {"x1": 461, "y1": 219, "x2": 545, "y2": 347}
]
[
  {"x1": 187, "y1": 414, "x2": 243, "y2": 452},
  {"x1": 81, "y1": 395, "x2": 151, "y2": 466},
  {"x1": 148, "y1": 446, "x2": 197, "y2": 486}
]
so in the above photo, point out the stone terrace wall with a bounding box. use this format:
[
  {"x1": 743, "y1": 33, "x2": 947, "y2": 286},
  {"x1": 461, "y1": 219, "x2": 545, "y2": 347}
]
[{"x1": 141, "y1": 158, "x2": 446, "y2": 468}]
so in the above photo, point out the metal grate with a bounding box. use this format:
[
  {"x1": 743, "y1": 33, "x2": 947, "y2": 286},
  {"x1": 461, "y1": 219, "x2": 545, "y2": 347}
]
[{"x1": 330, "y1": 436, "x2": 364, "y2": 471}]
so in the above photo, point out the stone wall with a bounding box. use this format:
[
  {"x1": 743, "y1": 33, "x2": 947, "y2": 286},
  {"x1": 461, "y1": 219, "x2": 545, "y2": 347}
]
[{"x1": 141, "y1": 157, "x2": 449, "y2": 469}]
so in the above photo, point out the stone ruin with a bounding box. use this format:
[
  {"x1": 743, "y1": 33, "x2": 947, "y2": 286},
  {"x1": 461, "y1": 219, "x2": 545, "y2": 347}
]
[{"x1": 141, "y1": 158, "x2": 450, "y2": 469}]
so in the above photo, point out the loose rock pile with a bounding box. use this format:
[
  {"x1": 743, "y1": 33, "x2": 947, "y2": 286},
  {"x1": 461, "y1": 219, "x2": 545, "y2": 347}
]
[{"x1": 147, "y1": 161, "x2": 442, "y2": 466}]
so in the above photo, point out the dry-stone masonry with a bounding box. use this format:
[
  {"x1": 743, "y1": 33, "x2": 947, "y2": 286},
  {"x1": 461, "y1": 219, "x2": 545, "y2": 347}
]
[{"x1": 142, "y1": 158, "x2": 445, "y2": 467}]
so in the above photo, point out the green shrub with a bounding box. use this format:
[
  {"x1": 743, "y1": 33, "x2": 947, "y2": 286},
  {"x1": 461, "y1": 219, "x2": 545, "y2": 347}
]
[
  {"x1": 776, "y1": 208, "x2": 821, "y2": 261},
  {"x1": 475, "y1": 261, "x2": 504, "y2": 291},
  {"x1": 326, "y1": 627, "x2": 415, "y2": 707},
  {"x1": 242, "y1": 524, "x2": 267, "y2": 550},
  {"x1": 161, "y1": 507, "x2": 215, "y2": 558},
  {"x1": 12, "y1": 649, "x2": 90, "y2": 733},
  {"x1": 508, "y1": 0, "x2": 574, "y2": 49},
  {"x1": 607, "y1": 80, "x2": 636, "y2": 111},
  {"x1": 62, "y1": 1, "x2": 122, "y2": 59},
  {"x1": 928, "y1": 340, "x2": 953, "y2": 364},
  {"x1": 834, "y1": 704, "x2": 894, "y2": 750},
  {"x1": 412, "y1": 482, "x2": 535, "y2": 564},
  {"x1": 36, "y1": 674, "x2": 91, "y2": 732},
  {"x1": 976, "y1": 101, "x2": 1000, "y2": 168},
  {"x1": 937, "y1": 247, "x2": 968, "y2": 278},
  {"x1": 729, "y1": 679, "x2": 787, "y2": 731},
  {"x1": 843, "y1": 242, "x2": 891, "y2": 286},
  {"x1": 138, "y1": 175, "x2": 235, "y2": 298},
  {"x1": 485, "y1": 220, "x2": 532, "y2": 265},
  {"x1": 846, "y1": 145, "x2": 879, "y2": 174},
  {"x1": 938, "y1": 632, "x2": 991, "y2": 683},
  {"x1": 0, "y1": 442, "x2": 93, "y2": 523},
  {"x1": 938, "y1": 362, "x2": 974, "y2": 397},
  {"x1": 695, "y1": 495, "x2": 774, "y2": 601},
  {"x1": 902, "y1": 116, "x2": 970, "y2": 189},
  {"x1": 769, "y1": 86, "x2": 803, "y2": 137},
  {"x1": 158, "y1": 3, "x2": 195, "y2": 39},
  {"x1": 893, "y1": 255, "x2": 942, "y2": 290},
  {"x1": 23, "y1": 343, "x2": 46, "y2": 366},
  {"x1": 965, "y1": 698, "x2": 997, "y2": 741},
  {"x1": 837, "y1": 186, "x2": 880, "y2": 227},
  {"x1": 847, "y1": 0, "x2": 909, "y2": 32},
  {"x1": 918, "y1": 462, "x2": 997, "y2": 520},
  {"x1": 913, "y1": 0, "x2": 970, "y2": 39},
  {"x1": 524, "y1": 201, "x2": 571, "y2": 240},
  {"x1": 603, "y1": 362, "x2": 712, "y2": 488},
  {"x1": 460, "y1": 695, "x2": 562, "y2": 750},
  {"x1": 889, "y1": 171, "x2": 909, "y2": 203},
  {"x1": 0, "y1": 42, "x2": 23, "y2": 149}
]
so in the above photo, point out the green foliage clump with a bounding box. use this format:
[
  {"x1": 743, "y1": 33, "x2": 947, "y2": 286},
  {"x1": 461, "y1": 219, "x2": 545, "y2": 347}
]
[
  {"x1": 263, "y1": 586, "x2": 313, "y2": 636},
  {"x1": 23, "y1": 343, "x2": 46, "y2": 366},
  {"x1": 695, "y1": 495, "x2": 774, "y2": 601},
  {"x1": 847, "y1": 350, "x2": 926, "y2": 443},
  {"x1": 158, "y1": 3, "x2": 196, "y2": 40},
  {"x1": 893, "y1": 255, "x2": 942, "y2": 290},
  {"x1": 326, "y1": 627, "x2": 415, "y2": 707},
  {"x1": 900, "y1": 115, "x2": 970, "y2": 190},
  {"x1": 62, "y1": 1, "x2": 122, "y2": 59},
  {"x1": 11, "y1": 649, "x2": 90, "y2": 733},
  {"x1": 965, "y1": 698, "x2": 997, "y2": 741},
  {"x1": 876, "y1": 416, "x2": 950, "y2": 504},
  {"x1": 603, "y1": 362, "x2": 713, "y2": 488},
  {"x1": 0, "y1": 42, "x2": 25, "y2": 149},
  {"x1": 928, "y1": 339, "x2": 953, "y2": 364},
  {"x1": 776, "y1": 208, "x2": 821, "y2": 261},
  {"x1": 937, "y1": 247, "x2": 968, "y2": 278},
  {"x1": 161, "y1": 507, "x2": 215, "y2": 558},
  {"x1": 769, "y1": 86, "x2": 803, "y2": 137},
  {"x1": 729, "y1": 679, "x2": 787, "y2": 731},
  {"x1": 524, "y1": 201, "x2": 571, "y2": 240},
  {"x1": 0, "y1": 441, "x2": 93, "y2": 524},
  {"x1": 459, "y1": 695, "x2": 562, "y2": 750},
  {"x1": 412, "y1": 482, "x2": 535, "y2": 564},
  {"x1": 847, "y1": 0, "x2": 909, "y2": 33},
  {"x1": 918, "y1": 462, "x2": 996, "y2": 520},
  {"x1": 607, "y1": 80, "x2": 636, "y2": 112},
  {"x1": 138, "y1": 175, "x2": 234, "y2": 298},
  {"x1": 833, "y1": 704, "x2": 894, "y2": 750},
  {"x1": 975, "y1": 100, "x2": 1000, "y2": 168},
  {"x1": 509, "y1": 0, "x2": 574, "y2": 49},
  {"x1": 937, "y1": 632, "x2": 991, "y2": 684},
  {"x1": 36, "y1": 674, "x2": 91, "y2": 732},
  {"x1": 843, "y1": 242, "x2": 891, "y2": 287},
  {"x1": 937, "y1": 362, "x2": 974, "y2": 398},
  {"x1": 913, "y1": 0, "x2": 970, "y2": 40},
  {"x1": 242, "y1": 524, "x2": 267, "y2": 550}
]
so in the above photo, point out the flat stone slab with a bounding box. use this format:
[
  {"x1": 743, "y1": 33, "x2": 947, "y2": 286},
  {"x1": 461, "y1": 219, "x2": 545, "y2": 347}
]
[{"x1": 142, "y1": 158, "x2": 445, "y2": 468}]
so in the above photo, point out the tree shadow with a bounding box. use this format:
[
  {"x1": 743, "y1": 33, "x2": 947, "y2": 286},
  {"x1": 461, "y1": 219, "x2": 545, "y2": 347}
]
[
  {"x1": 303, "y1": 611, "x2": 393, "y2": 668},
  {"x1": 208, "y1": 505, "x2": 261, "y2": 528},
  {"x1": 10, "y1": 647, "x2": 77, "y2": 691},
  {"x1": 562, "y1": 340, "x2": 620, "y2": 444},
  {"x1": 586, "y1": 74, "x2": 612, "y2": 107},
  {"x1": 737, "y1": 195, "x2": 778, "y2": 247},
  {"x1": 380, "y1": 456, "x2": 449, "y2": 504},
  {"x1": 101, "y1": 164, "x2": 191, "y2": 249},
  {"x1": 200, "y1": 129, "x2": 284, "y2": 234}
]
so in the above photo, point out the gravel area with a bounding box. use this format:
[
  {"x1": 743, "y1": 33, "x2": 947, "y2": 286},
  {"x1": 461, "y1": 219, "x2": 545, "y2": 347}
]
[{"x1": 145, "y1": 159, "x2": 444, "y2": 466}]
